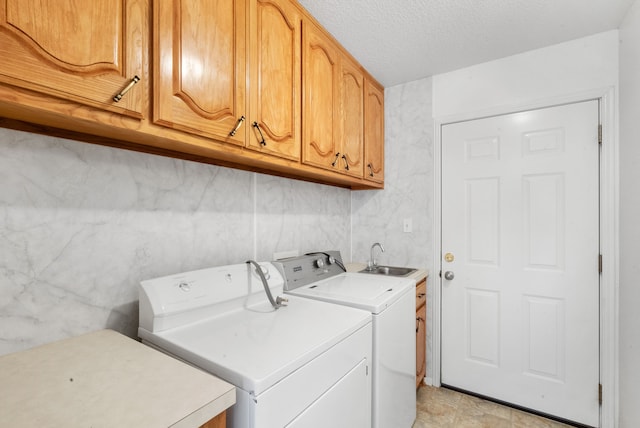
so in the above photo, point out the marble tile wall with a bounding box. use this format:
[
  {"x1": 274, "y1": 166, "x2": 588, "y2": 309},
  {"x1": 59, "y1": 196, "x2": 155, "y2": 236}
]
[
  {"x1": 352, "y1": 77, "x2": 435, "y2": 381},
  {"x1": 0, "y1": 128, "x2": 350, "y2": 355}
]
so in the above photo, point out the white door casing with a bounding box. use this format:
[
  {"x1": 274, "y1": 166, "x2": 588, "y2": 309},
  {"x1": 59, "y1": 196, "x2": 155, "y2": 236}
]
[{"x1": 440, "y1": 101, "x2": 600, "y2": 426}]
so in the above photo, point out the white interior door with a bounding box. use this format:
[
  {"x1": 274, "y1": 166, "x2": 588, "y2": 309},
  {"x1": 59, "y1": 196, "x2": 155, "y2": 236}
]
[{"x1": 440, "y1": 101, "x2": 600, "y2": 426}]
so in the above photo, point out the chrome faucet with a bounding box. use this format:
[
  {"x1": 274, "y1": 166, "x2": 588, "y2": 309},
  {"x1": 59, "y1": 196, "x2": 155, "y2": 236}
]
[{"x1": 368, "y1": 242, "x2": 385, "y2": 271}]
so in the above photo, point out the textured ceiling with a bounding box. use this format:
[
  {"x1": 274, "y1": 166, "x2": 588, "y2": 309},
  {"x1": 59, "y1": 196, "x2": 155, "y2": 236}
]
[{"x1": 297, "y1": 0, "x2": 635, "y2": 87}]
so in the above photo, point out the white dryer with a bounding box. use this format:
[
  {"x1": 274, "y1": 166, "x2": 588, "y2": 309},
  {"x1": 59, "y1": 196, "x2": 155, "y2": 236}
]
[
  {"x1": 273, "y1": 251, "x2": 417, "y2": 428},
  {"x1": 138, "y1": 261, "x2": 372, "y2": 428}
]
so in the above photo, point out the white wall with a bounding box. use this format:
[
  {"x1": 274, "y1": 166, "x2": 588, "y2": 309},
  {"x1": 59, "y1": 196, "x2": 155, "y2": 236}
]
[
  {"x1": 351, "y1": 77, "x2": 434, "y2": 378},
  {"x1": 351, "y1": 78, "x2": 433, "y2": 269},
  {"x1": 0, "y1": 128, "x2": 351, "y2": 355},
  {"x1": 432, "y1": 29, "x2": 620, "y2": 424},
  {"x1": 433, "y1": 31, "x2": 619, "y2": 118},
  {"x1": 618, "y1": 1, "x2": 640, "y2": 425}
]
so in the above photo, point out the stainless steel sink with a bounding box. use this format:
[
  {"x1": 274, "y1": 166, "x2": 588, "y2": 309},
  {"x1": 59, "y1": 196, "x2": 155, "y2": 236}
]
[{"x1": 358, "y1": 266, "x2": 417, "y2": 277}]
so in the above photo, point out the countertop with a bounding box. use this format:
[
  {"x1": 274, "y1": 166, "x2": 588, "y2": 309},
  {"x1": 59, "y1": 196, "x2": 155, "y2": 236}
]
[
  {"x1": 345, "y1": 262, "x2": 429, "y2": 283},
  {"x1": 0, "y1": 329, "x2": 235, "y2": 428}
]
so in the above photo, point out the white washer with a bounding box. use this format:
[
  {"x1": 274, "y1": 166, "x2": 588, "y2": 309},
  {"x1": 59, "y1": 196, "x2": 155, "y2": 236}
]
[
  {"x1": 273, "y1": 252, "x2": 417, "y2": 428},
  {"x1": 138, "y1": 262, "x2": 372, "y2": 428}
]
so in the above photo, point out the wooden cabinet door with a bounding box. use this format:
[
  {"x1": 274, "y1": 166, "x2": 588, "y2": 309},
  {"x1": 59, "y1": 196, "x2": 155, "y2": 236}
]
[
  {"x1": 416, "y1": 278, "x2": 427, "y2": 388},
  {"x1": 338, "y1": 58, "x2": 364, "y2": 178},
  {"x1": 199, "y1": 411, "x2": 225, "y2": 428},
  {"x1": 364, "y1": 79, "x2": 384, "y2": 183},
  {"x1": 302, "y1": 20, "x2": 340, "y2": 170},
  {"x1": 0, "y1": 0, "x2": 145, "y2": 118},
  {"x1": 416, "y1": 302, "x2": 426, "y2": 388},
  {"x1": 154, "y1": 0, "x2": 247, "y2": 145},
  {"x1": 248, "y1": 0, "x2": 301, "y2": 160}
]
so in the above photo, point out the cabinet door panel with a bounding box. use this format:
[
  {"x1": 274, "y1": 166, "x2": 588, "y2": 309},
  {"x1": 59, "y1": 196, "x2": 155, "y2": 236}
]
[
  {"x1": 0, "y1": 0, "x2": 144, "y2": 117},
  {"x1": 154, "y1": 0, "x2": 247, "y2": 145},
  {"x1": 364, "y1": 79, "x2": 384, "y2": 183},
  {"x1": 340, "y1": 59, "x2": 364, "y2": 177},
  {"x1": 249, "y1": 0, "x2": 300, "y2": 160},
  {"x1": 302, "y1": 22, "x2": 339, "y2": 170},
  {"x1": 416, "y1": 302, "x2": 426, "y2": 388}
]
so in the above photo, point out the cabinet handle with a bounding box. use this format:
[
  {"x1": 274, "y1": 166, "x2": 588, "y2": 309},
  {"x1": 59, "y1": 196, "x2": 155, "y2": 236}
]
[
  {"x1": 417, "y1": 293, "x2": 426, "y2": 299},
  {"x1": 341, "y1": 155, "x2": 350, "y2": 171},
  {"x1": 229, "y1": 116, "x2": 245, "y2": 136},
  {"x1": 113, "y1": 75, "x2": 140, "y2": 102},
  {"x1": 331, "y1": 153, "x2": 341, "y2": 167},
  {"x1": 367, "y1": 163, "x2": 374, "y2": 177},
  {"x1": 252, "y1": 122, "x2": 266, "y2": 146},
  {"x1": 416, "y1": 316, "x2": 424, "y2": 333}
]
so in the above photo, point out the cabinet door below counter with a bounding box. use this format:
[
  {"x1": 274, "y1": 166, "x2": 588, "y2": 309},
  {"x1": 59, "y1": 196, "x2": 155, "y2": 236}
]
[{"x1": 416, "y1": 278, "x2": 427, "y2": 388}]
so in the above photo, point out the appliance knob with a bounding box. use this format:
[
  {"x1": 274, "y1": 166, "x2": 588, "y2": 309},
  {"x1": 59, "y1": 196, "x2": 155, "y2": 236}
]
[{"x1": 315, "y1": 258, "x2": 325, "y2": 268}]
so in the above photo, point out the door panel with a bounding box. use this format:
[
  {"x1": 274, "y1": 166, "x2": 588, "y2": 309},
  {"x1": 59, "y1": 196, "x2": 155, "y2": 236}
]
[
  {"x1": 0, "y1": 0, "x2": 145, "y2": 117},
  {"x1": 302, "y1": 21, "x2": 339, "y2": 170},
  {"x1": 364, "y1": 80, "x2": 384, "y2": 183},
  {"x1": 339, "y1": 58, "x2": 364, "y2": 177},
  {"x1": 154, "y1": 0, "x2": 246, "y2": 144},
  {"x1": 249, "y1": 0, "x2": 301, "y2": 160},
  {"x1": 441, "y1": 101, "x2": 599, "y2": 426}
]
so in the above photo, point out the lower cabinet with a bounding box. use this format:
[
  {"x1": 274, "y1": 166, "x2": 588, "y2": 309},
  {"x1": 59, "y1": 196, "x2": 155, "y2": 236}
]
[
  {"x1": 416, "y1": 278, "x2": 427, "y2": 388},
  {"x1": 199, "y1": 411, "x2": 226, "y2": 428}
]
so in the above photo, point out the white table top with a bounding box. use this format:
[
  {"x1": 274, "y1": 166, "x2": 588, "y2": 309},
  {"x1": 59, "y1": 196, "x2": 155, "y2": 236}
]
[{"x1": 0, "y1": 329, "x2": 235, "y2": 428}]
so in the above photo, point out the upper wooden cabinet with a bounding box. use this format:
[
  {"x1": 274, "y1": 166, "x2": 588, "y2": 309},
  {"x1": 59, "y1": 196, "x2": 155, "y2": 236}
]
[
  {"x1": 364, "y1": 79, "x2": 385, "y2": 183},
  {"x1": 0, "y1": 0, "x2": 384, "y2": 189},
  {"x1": 0, "y1": 0, "x2": 145, "y2": 118},
  {"x1": 154, "y1": 0, "x2": 247, "y2": 146},
  {"x1": 338, "y1": 57, "x2": 364, "y2": 178},
  {"x1": 248, "y1": 0, "x2": 301, "y2": 161},
  {"x1": 302, "y1": 20, "x2": 365, "y2": 178},
  {"x1": 302, "y1": 20, "x2": 340, "y2": 172}
]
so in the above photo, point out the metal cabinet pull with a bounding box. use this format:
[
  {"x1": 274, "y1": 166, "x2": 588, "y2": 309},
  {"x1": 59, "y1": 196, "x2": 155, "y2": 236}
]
[
  {"x1": 113, "y1": 75, "x2": 140, "y2": 102},
  {"x1": 252, "y1": 122, "x2": 266, "y2": 146},
  {"x1": 341, "y1": 155, "x2": 350, "y2": 171},
  {"x1": 367, "y1": 163, "x2": 374, "y2": 177},
  {"x1": 331, "y1": 153, "x2": 341, "y2": 167},
  {"x1": 229, "y1": 116, "x2": 245, "y2": 136},
  {"x1": 417, "y1": 293, "x2": 426, "y2": 299},
  {"x1": 416, "y1": 316, "x2": 424, "y2": 333}
]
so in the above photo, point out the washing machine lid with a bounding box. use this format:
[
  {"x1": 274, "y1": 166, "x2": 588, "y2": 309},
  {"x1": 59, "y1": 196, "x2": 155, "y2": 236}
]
[
  {"x1": 285, "y1": 273, "x2": 416, "y2": 314},
  {"x1": 139, "y1": 295, "x2": 370, "y2": 396}
]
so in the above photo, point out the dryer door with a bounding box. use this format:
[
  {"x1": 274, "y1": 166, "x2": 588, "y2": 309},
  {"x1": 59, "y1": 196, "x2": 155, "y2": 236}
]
[{"x1": 288, "y1": 359, "x2": 371, "y2": 428}]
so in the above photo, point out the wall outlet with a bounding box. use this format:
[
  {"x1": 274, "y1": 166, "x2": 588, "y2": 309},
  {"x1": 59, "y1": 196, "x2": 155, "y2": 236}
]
[{"x1": 403, "y1": 218, "x2": 413, "y2": 233}]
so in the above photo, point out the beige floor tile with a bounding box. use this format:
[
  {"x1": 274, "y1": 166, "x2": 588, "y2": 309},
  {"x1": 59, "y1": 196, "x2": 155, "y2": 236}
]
[
  {"x1": 457, "y1": 393, "x2": 513, "y2": 420},
  {"x1": 453, "y1": 412, "x2": 512, "y2": 428},
  {"x1": 415, "y1": 399, "x2": 457, "y2": 426},
  {"x1": 512, "y1": 409, "x2": 573, "y2": 428},
  {"x1": 418, "y1": 385, "x2": 463, "y2": 409},
  {"x1": 416, "y1": 385, "x2": 576, "y2": 428}
]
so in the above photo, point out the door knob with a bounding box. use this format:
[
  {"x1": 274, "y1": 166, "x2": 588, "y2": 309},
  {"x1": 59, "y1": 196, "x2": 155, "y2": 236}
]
[{"x1": 444, "y1": 271, "x2": 455, "y2": 280}]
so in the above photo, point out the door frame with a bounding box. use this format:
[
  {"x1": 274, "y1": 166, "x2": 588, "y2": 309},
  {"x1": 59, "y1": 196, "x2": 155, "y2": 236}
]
[{"x1": 432, "y1": 87, "x2": 618, "y2": 427}]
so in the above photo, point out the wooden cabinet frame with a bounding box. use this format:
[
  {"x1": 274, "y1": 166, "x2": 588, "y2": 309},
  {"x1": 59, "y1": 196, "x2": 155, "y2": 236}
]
[{"x1": 0, "y1": 0, "x2": 385, "y2": 190}]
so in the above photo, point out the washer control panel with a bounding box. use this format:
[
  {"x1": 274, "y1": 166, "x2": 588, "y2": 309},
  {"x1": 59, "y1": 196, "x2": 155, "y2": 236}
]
[{"x1": 272, "y1": 250, "x2": 345, "y2": 290}]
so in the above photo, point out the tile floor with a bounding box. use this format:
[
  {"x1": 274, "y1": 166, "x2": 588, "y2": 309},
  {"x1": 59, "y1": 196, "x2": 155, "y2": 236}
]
[{"x1": 413, "y1": 385, "x2": 574, "y2": 428}]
